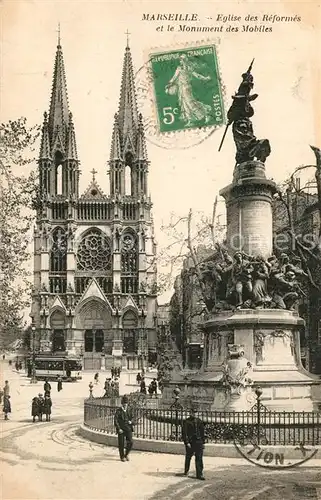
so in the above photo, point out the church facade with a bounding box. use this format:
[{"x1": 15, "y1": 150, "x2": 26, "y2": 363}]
[{"x1": 31, "y1": 38, "x2": 158, "y2": 370}]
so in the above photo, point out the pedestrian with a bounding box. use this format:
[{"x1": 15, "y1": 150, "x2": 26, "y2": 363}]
[
  {"x1": 114, "y1": 395, "x2": 134, "y2": 462},
  {"x1": 31, "y1": 395, "x2": 40, "y2": 422},
  {"x1": 150, "y1": 378, "x2": 158, "y2": 397},
  {"x1": 0, "y1": 388, "x2": 3, "y2": 404},
  {"x1": 3, "y1": 395, "x2": 11, "y2": 420},
  {"x1": 57, "y1": 376, "x2": 63, "y2": 392},
  {"x1": 148, "y1": 382, "x2": 154, "y2": 396},
  {"x1": 43, "y1": 394, "x2": 52, "y2": 421},
  {"x1": 94, "y1": 372, "x2": 99, "y2": 384},
  {"x1": 3, "y1": 380, "x2": 10, "y2": 397},
  {"x1": 37, "y1": 393, "x2": 45, "y2": 422},
  {"x1": 8, "y1": 359, "x2": 12, "y2": 366},
  {"x1": 103, "y1": 378, "x2": 111, "y2": 397},
  {"x1": 182, "y1": 406, "x2": 205, "y2": 480},
  {"x1": 2, "y1": 353, "x2": 5, "y2": 360},
  {"x1": 44, "y1": 378, "x2": 51, "y2": 396},
  {"x1": 114, "y1": 378, "x2": 119, "y2": 397},
  {"x1": 140, "y1": 378, "x2": 146, "y2": 394},
  {"x1": 111, "y1": 367, "x2": 115, "y2": 379},
  {"x1": 136, "y1": 372, "x2": 142, "y2": 384}
]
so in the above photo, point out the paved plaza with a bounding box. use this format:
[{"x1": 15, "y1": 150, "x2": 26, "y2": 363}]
[{"x1": 1, "y1": 359, "x2": 321, "y2": 499}]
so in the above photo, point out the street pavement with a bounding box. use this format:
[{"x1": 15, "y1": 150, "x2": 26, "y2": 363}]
[{"x1": 1, "y1": 359, "x2": 321, "y2": 499}]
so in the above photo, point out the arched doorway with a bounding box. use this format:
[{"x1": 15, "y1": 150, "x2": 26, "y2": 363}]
[
  {"x1": 50, "y1": 310, "x2": 66, "y2": 352},
  {"x1": 76, "y1": 300, "x2": 112, "y2": 370}
]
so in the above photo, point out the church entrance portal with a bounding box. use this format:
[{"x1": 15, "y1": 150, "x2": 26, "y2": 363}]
[{"x1": 77, "y1": 300, "x2": 111, "y2": 370}]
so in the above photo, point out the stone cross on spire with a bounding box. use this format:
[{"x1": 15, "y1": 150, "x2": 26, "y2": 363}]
[
  {"x1": 57, "y1": 22, "x2": 61, "y2": 46},
  {"x1": 125, "y1": 29, "x2": 130, "y2": 47},
  {"x1": 91, "y1": 168, "x2": 97, "y2": 182}
]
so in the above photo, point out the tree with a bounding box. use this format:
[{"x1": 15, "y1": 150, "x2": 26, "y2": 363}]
[
  {"x1": 0, "y1": 118, "x2": 39, "y2": 347},
  {"x1": 159, "y1": 199, "x2": 226, "y2": 368},
  {"x1": 275, "y1": 145, "x2": 321, "y2": 372}
]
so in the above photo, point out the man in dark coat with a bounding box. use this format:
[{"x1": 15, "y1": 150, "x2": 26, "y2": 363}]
[
  {"x1": 3, "y1": 395, "x2": 11, "y2": 420},
  {"x1": 44, "y1": 378, "x2": 51, "y2": 396},
  {"x1": 182, "y1": 406, "x2": 205, "y2": 480},
  {"x1": 140, "y1": 378, "x2": 146, "y2": 394},
  {"x1": 114, "y1": 395, "x2": 134, "y2": 462},
  {"x1": 57, "y1": 376, "x2": 63, "y2": 392}
]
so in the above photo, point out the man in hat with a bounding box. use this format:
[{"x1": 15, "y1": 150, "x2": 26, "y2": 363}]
[
  {"x1": 182, "y1": 406, "x2": 205, "y2": 480},
  {"x1": 114, "y1": 395, "x2": 134, "y2": 462}
]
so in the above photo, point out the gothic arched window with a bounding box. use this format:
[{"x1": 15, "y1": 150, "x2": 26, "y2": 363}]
[
  {"x1": 55, "y1": 151, "x2": 64, "y2": 195},
  {"x1": 50, "y1": 227, "x2": 67, "y2": 272},
  {"x1": 77, "y1": 229, "x2": 112, "y2": 272}
]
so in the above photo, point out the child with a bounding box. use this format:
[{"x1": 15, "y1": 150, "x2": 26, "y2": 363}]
[
  {"x1": 44, "y1": 394, "x2": 52, "y2": 422},
  {"x1": 3, "y1": 395, "x2": 11, "y2": 420},
  {"x1": 32, "y1": 395, "x2": 40, "y2": 422}
]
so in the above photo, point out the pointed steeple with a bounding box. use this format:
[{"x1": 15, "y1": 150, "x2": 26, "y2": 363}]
[
  {"x1": 118, "y1": 44, "x2": 139, "y2": 141},
  {"x1": 136, "y1": 113, "x2": 148, "y2": 161},
  {"x1": 39, "y1": 112, "x2": 52, "y2": 160},
  {"x1": 66, "y1": 112, "x2": 78, "y2": 160},
  {"x1": 110, "y1": 114, "x2": 122, "y2": 160},
  {"x1": 48, "y1": 37, "x2": 69, "y2": 148}
]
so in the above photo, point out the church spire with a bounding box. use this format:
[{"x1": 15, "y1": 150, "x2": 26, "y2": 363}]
[
  {"x1": 110, "y1": 114, "x2": 122, "y2": 161},
  {"x1": 48, "y1": 37, "x2": 69, "y2": 148},
  {"x1": 39, "y1": 112, "x2": 52, "y2": 160},
  {"x1": 66, "y1": 112, "x2": 78, "y2": 160},
  {"x1": 117, "y1": 42, "x2": 139, "y2": 141},
  {"x1": 136, "y1": 113, "x2": 148, "y2": 161}
]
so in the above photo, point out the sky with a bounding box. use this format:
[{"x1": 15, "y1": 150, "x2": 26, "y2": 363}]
[{"x1": 1, "y1": 0, "x2": 321, "y2": 305}]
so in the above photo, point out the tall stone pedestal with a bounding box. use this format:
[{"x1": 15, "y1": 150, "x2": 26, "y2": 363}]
[{"x1": 161, "y1": 310, "x2": 320, "y2": 411}]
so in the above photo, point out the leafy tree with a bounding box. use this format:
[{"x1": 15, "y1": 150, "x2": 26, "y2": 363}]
[
  {"x1": 0, "y1": 118, "x2": 39, "y2": 347},
  {"x1": 275, "y1": 146, "x2": 321, "y2": 372}
]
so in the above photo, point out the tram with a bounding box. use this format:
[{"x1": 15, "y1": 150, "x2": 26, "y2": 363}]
[{"x1": 28, "y1": 354, "x2": 82, "y2": 381}]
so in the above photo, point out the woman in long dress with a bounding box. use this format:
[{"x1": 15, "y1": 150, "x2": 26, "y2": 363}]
[{"x1": 165, "y1": 54, "x2": 212, "y2": 127}]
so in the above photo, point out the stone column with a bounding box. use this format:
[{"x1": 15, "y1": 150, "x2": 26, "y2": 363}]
[{"x1": 220, "y1": 160, "x2": 277, "y2": 258}]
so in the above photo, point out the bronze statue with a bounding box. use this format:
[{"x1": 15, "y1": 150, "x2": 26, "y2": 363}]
[{"x1": 219, "y1": 60, "x2": 271, "y2": 164}]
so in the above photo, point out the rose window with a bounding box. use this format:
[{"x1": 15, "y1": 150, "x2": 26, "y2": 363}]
[{"x1": 77, "y1": 230, "x2": 112, "y2": 271}]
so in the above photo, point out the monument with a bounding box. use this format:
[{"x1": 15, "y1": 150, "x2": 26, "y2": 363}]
[{"x1": 161, "y1": 62, "x2": 321, "y2": 411}]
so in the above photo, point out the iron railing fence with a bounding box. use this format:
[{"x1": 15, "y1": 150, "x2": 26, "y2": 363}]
[{"x1": 83, "y1": 399, "x2": 321, "y2": 446}]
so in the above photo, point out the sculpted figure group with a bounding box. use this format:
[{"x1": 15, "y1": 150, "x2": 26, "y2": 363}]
[{"x1": 199, "y1": 245, "x2": 307, "y2": 312}]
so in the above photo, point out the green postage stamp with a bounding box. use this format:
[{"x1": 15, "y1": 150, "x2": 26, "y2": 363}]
[{"x1": 149, "y1": 44, "x2": 225, "y2": 134}]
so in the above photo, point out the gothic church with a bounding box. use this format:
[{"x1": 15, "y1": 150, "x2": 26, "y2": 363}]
[{"x1": 31, "y1": 37, "x2": 158, "y2": 370}]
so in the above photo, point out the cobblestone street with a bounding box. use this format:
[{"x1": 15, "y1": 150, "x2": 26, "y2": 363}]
[{"x1": 1, "y1": 360, "x2": 321, "y2": 499}]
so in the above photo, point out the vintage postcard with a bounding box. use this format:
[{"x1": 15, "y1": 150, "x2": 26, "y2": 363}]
[{"x1": 1, "y1": 0, "x2": 321, "y2": 499}]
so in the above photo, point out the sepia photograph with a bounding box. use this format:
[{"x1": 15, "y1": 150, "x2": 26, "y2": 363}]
[{"x1": 1, "y1": 0, "x2": 321, "y2": 498}]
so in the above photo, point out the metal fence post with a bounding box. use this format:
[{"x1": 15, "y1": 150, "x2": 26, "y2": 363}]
[
  {"x1": 255, "y1": 386, "x2": 263, "y2": 445},
  {"x1": 170, "y1": 386, "x2": 183, "y2": 441}
]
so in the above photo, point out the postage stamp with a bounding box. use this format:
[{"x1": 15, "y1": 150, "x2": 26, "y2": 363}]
[{"x1": 149, "y1": 44, "x2": 225, "y2": 134}]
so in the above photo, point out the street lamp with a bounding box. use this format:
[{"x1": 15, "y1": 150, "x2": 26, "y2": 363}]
[{"x1": 30, "y1": 323, "x2": 37, "y2": 384}]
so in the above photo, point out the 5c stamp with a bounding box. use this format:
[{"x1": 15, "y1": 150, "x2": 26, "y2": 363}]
[{"x1": 149, "y1": 44, "x2": 225, "y2": 133}]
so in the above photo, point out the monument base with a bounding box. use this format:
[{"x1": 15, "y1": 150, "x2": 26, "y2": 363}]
[{"x1": 161, "y1": 310, "x2": 321, "y2": 412}]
